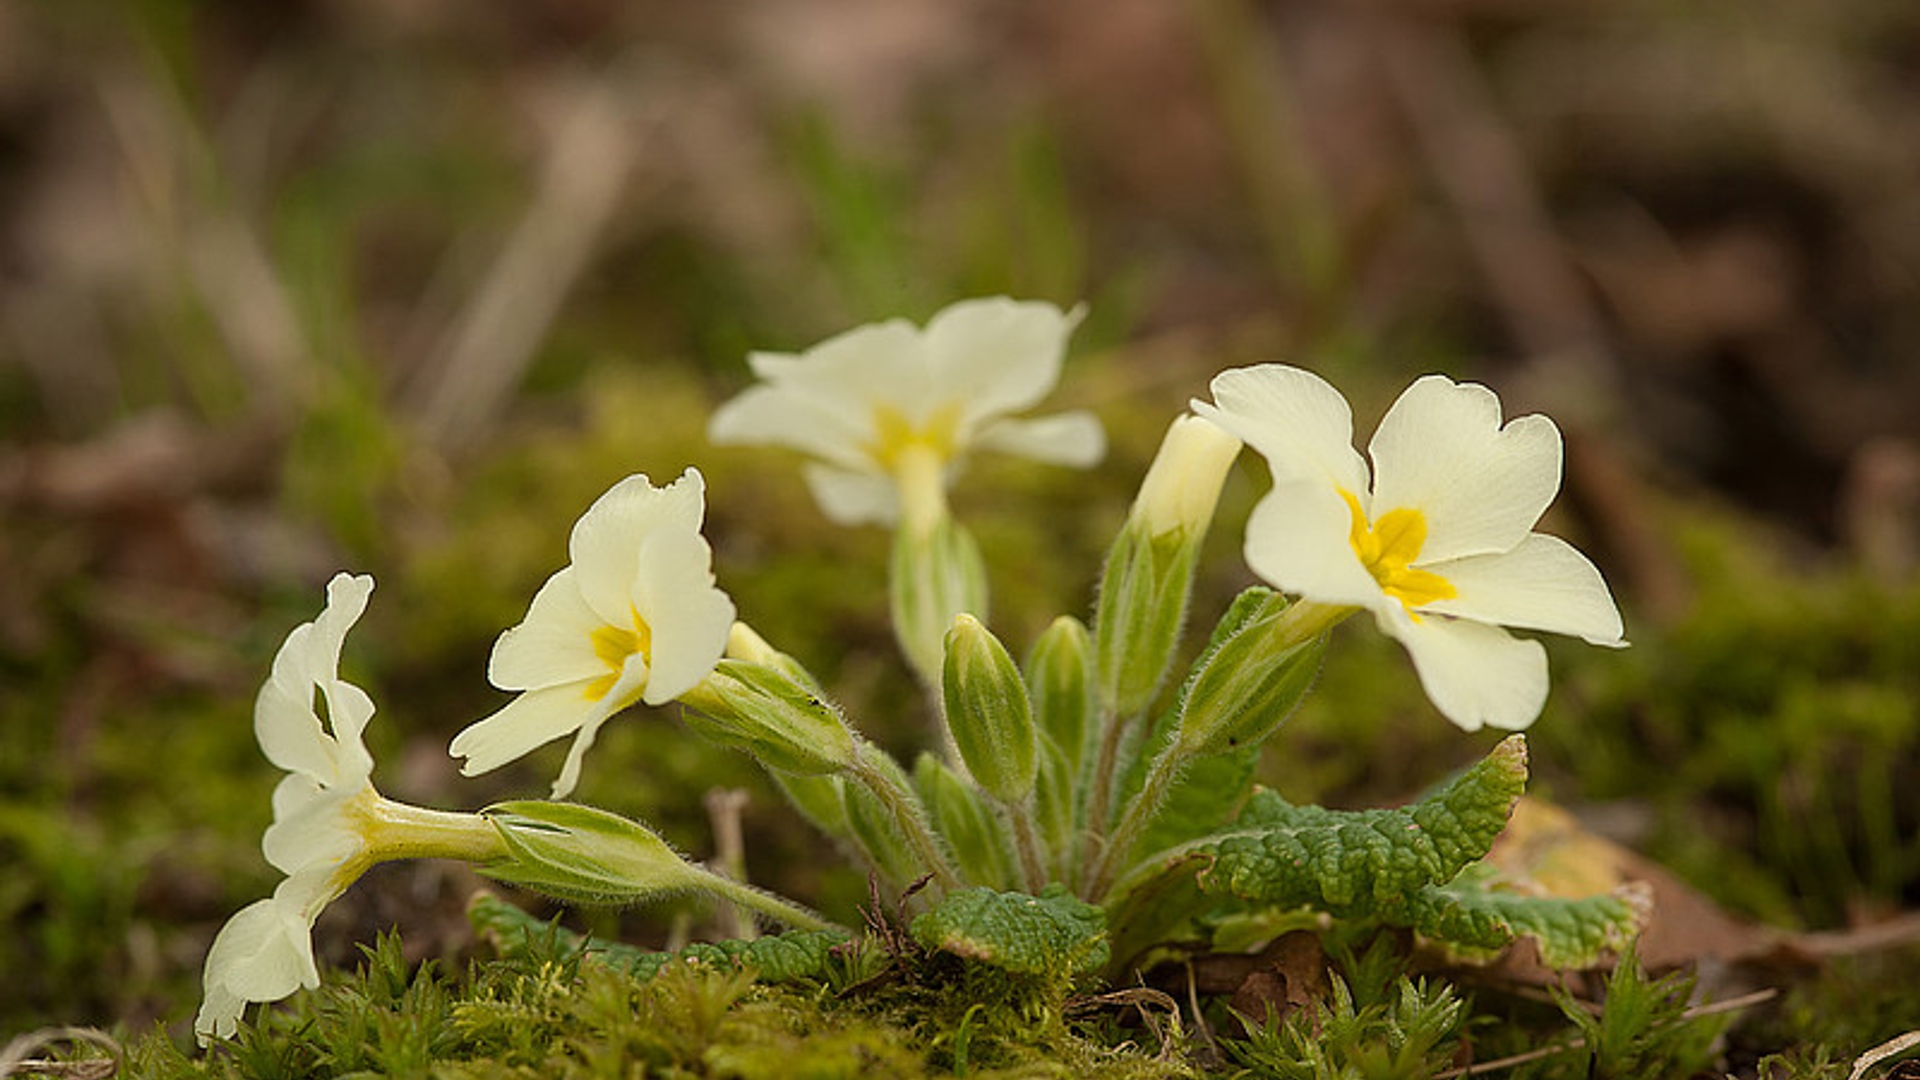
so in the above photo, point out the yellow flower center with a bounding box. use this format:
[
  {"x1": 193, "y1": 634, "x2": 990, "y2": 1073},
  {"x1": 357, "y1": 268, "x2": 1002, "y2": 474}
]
[
  {"x1": 585, "y1": 614, "x2": 654, "y2": 704},
  {"x1": 867, "y1": 403, "x2": 964, "y2": 535},
  {"x1": 1341, "y1": 490, "x2": 1457, "y2": 613},
  {"x1": 866, "y1": 403, "x2": 962, "y2": 469}
]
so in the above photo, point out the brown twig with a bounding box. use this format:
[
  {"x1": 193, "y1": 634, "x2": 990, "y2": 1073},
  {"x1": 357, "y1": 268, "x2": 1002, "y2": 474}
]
[
  {"x1": 0, "y1": 1027, "x2": 120, "y2": 1080},
  {"x1": 703, "y1": 787, "x2": 754, "y2": 941}
]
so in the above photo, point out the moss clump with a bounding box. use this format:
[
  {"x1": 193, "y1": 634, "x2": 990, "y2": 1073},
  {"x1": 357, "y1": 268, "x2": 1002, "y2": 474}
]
[{"x1": 127, "y1": 918, "x2": 1198, "y2": 1079}]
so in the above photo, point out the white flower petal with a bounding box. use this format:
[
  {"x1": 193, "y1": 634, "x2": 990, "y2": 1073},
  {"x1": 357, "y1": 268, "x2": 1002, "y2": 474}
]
[
  {"x1": 315, "y1": 682, "x2": 376, "y2": 774},
  {"x1": 1241, "y1": 479, "x2": 1384, "y2": 609},
  {"x1": 1421, "y1": 534, "x2": 1627, "y2": 646},
  {"x1": 449, "y1": 680, "x2": 614, "y2": 778},
  {"x1": 1383, "y1": 614, "x2": 1549, "y2": 731},
  {"x1": 194, "y1": 983, "x2": 246, "y2": 1044},
  {"x1": 551, "y1": 653, "x2": 650, "y2": 798},
  {"x1": 253, "y1": 667, "x2": 333, "y2": 780},
  {"x1": 973, "y1": 411, "x2": 1106, "y2": 467},
  {"x1": 1368, "y1": 375, "x2": 1562, "y2": 562},
  {"x1": 1193, "y1": 365, "x2": 1370, "y2": 497},
  {"x1": 263, "y1": 776, "x2": 364, "y2": 876},
  {"x1": 568, "y1": 470, "x2": 707, "y2": 626},
  {"x1": 707, "y1": 381, "x2": 875, "y2": 472},
  {"x1": 734, "y1": 319, "x2": 928, "y2": 440},
  {"x1": 487, "y1": 567, "x2": 609, "y2": 692},
  {"x1": 195, "y1": 897, "x2": 309, "y2": 1043},
  {"x1": 631, "y1": 529, "x2": 735, "y2": 705},
  {"x1": 801, "y1": 463, "x2": 901, "y2": 526},
  {"x1": 923, "y1": 298, "x2": 1084, "y2": 426},
  {"x1": 310, "y1": 573, "x2": 373, "y2": 672},
  {"x1": 254, "y1": 578, "x2": 376, "y2": 786}
]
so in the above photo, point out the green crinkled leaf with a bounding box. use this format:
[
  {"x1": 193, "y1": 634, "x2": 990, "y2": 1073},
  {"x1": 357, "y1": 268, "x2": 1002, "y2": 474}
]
[
  {"x1": 1410, "y1": 863, "x2": 1648, "y2": 968},
  {"x1": 1193, "y1": 735, "x2": 1528, "y2": 916},
  {"x1": 910, "y1": 884, "x2": 1110, "y2": 976},
  {"x1": 468, "y1": 891, "x2": 857, "y2": 984}
]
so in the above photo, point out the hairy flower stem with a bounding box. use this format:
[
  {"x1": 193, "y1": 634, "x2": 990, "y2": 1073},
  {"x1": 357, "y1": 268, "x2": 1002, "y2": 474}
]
[
  {"x1": 1008, "y1": 806, "x2": 1048, "y2": 892},
  {"x1": 688, "y1": 864, "x2": 846, "y2": 934},
  {"x1": 1083, "y1": 742, "x2": 1185, "y2": 901},
  {"x1": 850, "y1": 745, "x2": 963, "y2": 891},
  {"x1": 1081, "y1": 704, "x2": 1136, "y2": 852},
  {"x1": 1085, "y1": 599, "x2": 1353, "y2": 900}
]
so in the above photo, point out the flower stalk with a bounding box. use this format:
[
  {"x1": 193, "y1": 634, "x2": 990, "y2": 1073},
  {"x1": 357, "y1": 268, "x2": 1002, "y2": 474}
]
[{"x1": 848, "y1": 743, "x2": 964, "y2": 891}]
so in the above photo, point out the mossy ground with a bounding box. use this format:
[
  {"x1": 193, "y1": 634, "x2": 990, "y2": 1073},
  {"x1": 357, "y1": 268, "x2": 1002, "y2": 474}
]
[{"x1": 6, "y1": 0, "x2": 1920, "y2": 1075}]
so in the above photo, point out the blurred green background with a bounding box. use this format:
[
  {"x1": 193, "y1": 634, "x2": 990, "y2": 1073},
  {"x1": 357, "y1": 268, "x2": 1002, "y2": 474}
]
[{"x1": 4, "y1": 0, "x2": 1920, "y2": 1049}]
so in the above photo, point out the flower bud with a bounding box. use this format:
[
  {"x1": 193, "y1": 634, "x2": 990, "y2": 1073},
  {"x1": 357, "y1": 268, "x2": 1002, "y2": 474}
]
[
  {"x1": 1174, "y1": 594, "x2": 1326, "y2": 758},
  {"x1": 726, "y1": 622, "x2": 825, "y2": 694},
  {"x1": 1130, "y1": 414, "x2": 1243, "y2": 537},
  {"x1": 1093, "y1": 415, "x2": 1242, "y2": 716},
  {"x1": 942, "y1": 614, "x2": 1039, "y2": 806},
  {"x1": 913, "y1": 754, "x2": 1016, "y2": 889},
  {"x1": 482, "y1": 801, "x2": 701, "y2": 906},
  {"x1": 677, "y1": 660, "x2": 858, "y2": 776},
  {"x1": 1026, "y1": 615, "x2": 1095, "y2": 773}
]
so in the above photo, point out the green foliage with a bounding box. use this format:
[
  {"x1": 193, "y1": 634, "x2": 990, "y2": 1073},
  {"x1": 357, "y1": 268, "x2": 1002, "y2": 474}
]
[
  {"x1": 1551, "y1": 953, "x2": 1726, "y2": 1080},
  {"x1": 1191, "y1": 737, "x2": 1526, "y2": 915},
  {"x1": 1225, "y1": 971, "x2": 1466, "y2": 1080},
  {"x1": 916, "y1": 754, "x2": 1020, "y2": 891},
  {"x1": 911, "y1": 885, "x2": 1110, "y2": 978},
  {"x1": 470, "y1": 890, "x2": 869, "y2": 989},
  {"x1": 1737, "y1": 942, "x2": 1920, "y2": 1067},
  {"x1": 943, "y1": 615, "x2": 1040, "y2": 807},
  {"x1": 1026, "y1": 615, "x2": 1096, "y2": 775},
  {"x1": 1409, "y1": 864, "x2": 1643, "y2": 968},
  {"x1": 1109, "y1": 587, "x2": 1286, "y2": 858}
]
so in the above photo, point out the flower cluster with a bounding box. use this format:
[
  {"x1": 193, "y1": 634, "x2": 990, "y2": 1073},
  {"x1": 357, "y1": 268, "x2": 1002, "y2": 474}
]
[{"x1": 195, "y1": 296, "x2": 1628, "y2": 1046}]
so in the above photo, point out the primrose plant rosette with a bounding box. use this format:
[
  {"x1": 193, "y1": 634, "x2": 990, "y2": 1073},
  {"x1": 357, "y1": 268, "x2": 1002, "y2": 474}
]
[
  {"x1": 1194, "y1": 364, "x2": 1626, "y2": 731},
  {"x1": 197, "y1": 573, "x2": 383, "y2": 1044},
  {"x1": 706, "y1": 297, "x2": 1105, "y2": 528},
  {"x1": 449, "y1": 468, "x2": 736, "y2": 798}
]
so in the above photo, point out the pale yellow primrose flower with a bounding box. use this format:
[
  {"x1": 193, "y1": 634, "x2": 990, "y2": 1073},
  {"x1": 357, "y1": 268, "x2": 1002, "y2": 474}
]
[
  {"x1": 449, "y1": 469, "x2": 736, "y2": 798},
  {"x1": 197, "y1": 572, "x2": 378, "y2": 1042},
  {"x1": 1193, "y1": 365, "x2": 1625, "y2": 731},
  {"x1": 707, "y1": 297, "x2": 1105, "y2": 530}
]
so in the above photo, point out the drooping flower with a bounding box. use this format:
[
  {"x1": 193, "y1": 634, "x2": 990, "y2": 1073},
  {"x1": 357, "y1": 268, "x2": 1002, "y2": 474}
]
[
  {"x1": 1193, "y1": 365, "x2": 1625, "y2": 731},
  {"x1": 707, "y1": 297, "x2": 1105, "y2": 530},
  {"x1": 449, "y1": 469, "x2": 736, "y2": 798},
  {"x1": 197, "y1": 574, "x2": 383, "y2": 1043}
]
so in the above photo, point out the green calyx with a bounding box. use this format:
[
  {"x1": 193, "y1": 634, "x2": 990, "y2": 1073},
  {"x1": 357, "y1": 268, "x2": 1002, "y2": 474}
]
[
  {"x1": 481, "y1": 801, "x2": 700, "y2": 907},
  {"x1": 1025, "y1": 615, "x2": 1095, "y2": 775},
  {"x1": 678, "y1": 659, "x2": 858, "y2": 776},
  {"x1": 1093, "y1": 524, "x2": 1203, "y2": 718},
  {"x1": 1174, "y1": 592, "x2": 1330, "y2": 758}
]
